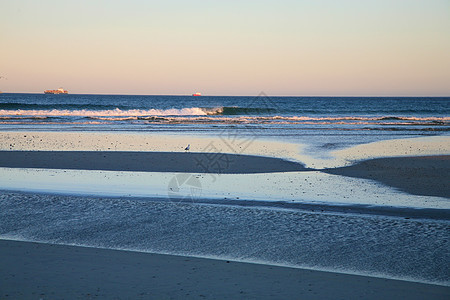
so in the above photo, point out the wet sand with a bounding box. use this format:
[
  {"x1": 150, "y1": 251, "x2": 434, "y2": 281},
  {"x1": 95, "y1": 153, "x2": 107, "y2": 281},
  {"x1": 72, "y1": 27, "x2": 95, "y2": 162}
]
[
  {"x1": 0, "y1": 150, "x2": 448, "y2": 198},
  {"x1": 325, "y1": 155, "x2": 450, "y2": 198},
  {"x1": 1, "y1": 132, "x2": 449, "y2": 298},
  {"x1": 0, "y1": 150, "x2": 308, "y2": 173},
  {"x1": 1, "y1": 239, "x2": 448, "y2": 299}
]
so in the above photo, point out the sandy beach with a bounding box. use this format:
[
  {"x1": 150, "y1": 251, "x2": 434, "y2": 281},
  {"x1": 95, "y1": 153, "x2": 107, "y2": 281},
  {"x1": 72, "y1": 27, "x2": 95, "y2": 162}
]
[
  {"x1": 1, "y1": 239, "x2": 449, "y2": 299},
  {"x1": 2, "y1": 0, "x2": 450, "y2": 297},
  {"x1": 1, "y1": 131, "x2": 449, "y2": 298}
]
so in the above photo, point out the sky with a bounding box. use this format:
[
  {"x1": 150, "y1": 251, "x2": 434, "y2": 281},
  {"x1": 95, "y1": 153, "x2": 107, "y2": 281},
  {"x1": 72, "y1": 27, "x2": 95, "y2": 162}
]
[{"x1": 1, "y1": 0, "x2": 449, "y2": 96}]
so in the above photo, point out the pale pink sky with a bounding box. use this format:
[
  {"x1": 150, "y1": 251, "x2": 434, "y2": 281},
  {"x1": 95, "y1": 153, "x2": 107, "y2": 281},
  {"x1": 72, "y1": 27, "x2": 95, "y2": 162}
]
[{"x1": 1, "y1": 0, "x2": 449, "y2": 96}]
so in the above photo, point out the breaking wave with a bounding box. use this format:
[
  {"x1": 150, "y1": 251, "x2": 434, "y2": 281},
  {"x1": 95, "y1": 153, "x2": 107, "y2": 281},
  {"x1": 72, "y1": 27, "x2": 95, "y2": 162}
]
[
  {"x1": 1, "y1": 107, "x2": 449, "y2": 120},
  {"x1": 0, "y1": 106, "x2": 278, "y2": 117},
  {"x1": 0, "y1": 105, "x2": 448, "y2": 130},
  {"x1": 0, "y1": 107, "x2": 215, "y2": 117},
  {"x1": 0, "y1": 103, "x2": 129, "y2": 110}
]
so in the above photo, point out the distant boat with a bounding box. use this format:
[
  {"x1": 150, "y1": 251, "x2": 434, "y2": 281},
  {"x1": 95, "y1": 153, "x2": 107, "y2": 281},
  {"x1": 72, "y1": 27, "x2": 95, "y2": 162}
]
[
  {"x1": 44, "y1": 88, "x2": 68, "y2": 94},
  {"x1": 192, "y1": 92, "x2": 201, "y2": 96}
]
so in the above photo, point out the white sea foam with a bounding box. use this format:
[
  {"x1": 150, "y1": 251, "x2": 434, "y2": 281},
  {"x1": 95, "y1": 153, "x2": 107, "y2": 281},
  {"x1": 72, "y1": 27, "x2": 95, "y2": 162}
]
[
  {"x1": 0, "y1": 108, "x2": 448, "y2": 121},
  {"x1": 0, "y1": 107, "x2": 221, "y2": 117}
]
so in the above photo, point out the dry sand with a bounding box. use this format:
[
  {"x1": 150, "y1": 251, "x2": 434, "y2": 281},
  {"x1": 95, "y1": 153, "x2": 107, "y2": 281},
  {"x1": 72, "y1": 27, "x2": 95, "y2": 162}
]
[
  {"x1": 0, "y1": 131, "x2": 305, "y2": 162},
  {"x1": 1, "y1": 240, "x2": 449, "y2": 300},
  {"x1": 332, "y1": 136, "x2": 450, "y2": 163}
]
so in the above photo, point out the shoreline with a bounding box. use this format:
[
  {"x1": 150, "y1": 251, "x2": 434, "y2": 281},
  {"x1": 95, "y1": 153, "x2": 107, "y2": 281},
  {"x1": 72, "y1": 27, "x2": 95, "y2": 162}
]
[{"x1": 1, "y1": 239, "x2": 449, "y2": 299}]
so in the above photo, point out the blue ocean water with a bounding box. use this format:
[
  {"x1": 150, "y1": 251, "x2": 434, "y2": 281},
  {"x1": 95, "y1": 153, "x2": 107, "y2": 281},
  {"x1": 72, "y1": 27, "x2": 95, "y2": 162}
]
[{"x1": 0, "y1": 93, "x2": 449, "y2": 133}]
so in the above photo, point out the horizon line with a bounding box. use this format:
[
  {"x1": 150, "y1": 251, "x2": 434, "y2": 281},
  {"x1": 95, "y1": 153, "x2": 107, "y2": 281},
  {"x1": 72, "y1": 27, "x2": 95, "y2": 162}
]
[{"x1": 1, "y1": 92, "x2": 449, "y2": 98}]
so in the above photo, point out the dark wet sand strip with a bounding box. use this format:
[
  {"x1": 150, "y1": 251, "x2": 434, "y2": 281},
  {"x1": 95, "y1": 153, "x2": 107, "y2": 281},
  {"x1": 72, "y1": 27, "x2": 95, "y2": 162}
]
[
  {"x1": 324, "y1": 155, "x2": 450, "y2": 198},
  {"x1": 0, "y1": 151, "x2": 308, "y2": 173},
  {"x1": 1, "y1": 239, "x2": 448, "y2": 300}
]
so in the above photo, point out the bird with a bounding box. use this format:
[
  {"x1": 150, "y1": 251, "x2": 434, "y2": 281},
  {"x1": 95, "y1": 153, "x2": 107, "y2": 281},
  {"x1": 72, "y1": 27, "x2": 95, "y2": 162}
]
[{"x1": 184, "y1": 144, "x2": 190, "y2": 151}]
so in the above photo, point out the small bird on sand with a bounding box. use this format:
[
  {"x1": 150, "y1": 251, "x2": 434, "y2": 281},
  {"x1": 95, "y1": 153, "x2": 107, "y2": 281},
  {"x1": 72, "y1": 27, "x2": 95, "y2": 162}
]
[{"x1": 184, "y1": 144, "x2": 190, "y2": 151}]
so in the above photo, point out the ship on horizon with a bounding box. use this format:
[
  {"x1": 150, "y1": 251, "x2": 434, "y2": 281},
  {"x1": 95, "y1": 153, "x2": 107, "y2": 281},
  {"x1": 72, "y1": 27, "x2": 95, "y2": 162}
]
[
  {"x1": 192, "y1": 92, "x2": 201, "y2": 96},
  {"x1": 44, "y1": 88, "x2": 68, "y2": 94}
]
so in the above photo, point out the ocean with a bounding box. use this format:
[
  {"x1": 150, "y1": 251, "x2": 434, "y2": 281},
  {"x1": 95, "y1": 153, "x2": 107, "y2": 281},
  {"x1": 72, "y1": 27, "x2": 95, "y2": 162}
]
[
  {"x1": 0, "y1": 93, "x2": 449, "y2": 285},
  {"x1": 1, "y1": 93, "x2": 448, "y2": 158},
  {"x1": 1, "y1": 93, "x2": 449, "y2": 132}
]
